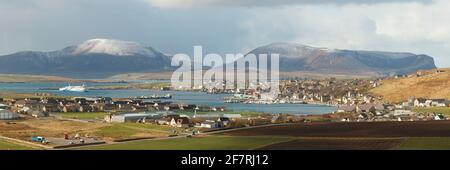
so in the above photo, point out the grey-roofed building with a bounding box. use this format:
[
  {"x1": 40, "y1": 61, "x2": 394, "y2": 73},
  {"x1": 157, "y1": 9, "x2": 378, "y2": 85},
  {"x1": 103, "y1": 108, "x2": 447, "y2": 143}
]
[
  {"x1": 337, "y1": 105, "x2": 356, "y2": 113},
  {"x1": 0, "y1": 109, "x2": 19, "y2": 120}
]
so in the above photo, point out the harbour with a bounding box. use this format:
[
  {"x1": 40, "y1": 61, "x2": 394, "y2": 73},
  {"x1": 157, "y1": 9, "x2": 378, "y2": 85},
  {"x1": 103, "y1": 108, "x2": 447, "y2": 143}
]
[{"x1": 0, "y1": 82, "x2": 336, "y2": 115}]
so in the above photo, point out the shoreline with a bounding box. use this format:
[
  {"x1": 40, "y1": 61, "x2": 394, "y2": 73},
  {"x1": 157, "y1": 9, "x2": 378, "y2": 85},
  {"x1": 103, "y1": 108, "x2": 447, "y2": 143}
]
[{"x1": 0, "y1": 82, "x2": 337, "y2": 115}]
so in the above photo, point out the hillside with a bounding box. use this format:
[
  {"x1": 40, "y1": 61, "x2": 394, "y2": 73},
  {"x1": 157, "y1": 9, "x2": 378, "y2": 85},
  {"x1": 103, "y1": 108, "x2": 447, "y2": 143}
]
[
  {"x1": 0, "y1": 74, "x2": 74, "y2": 83},
  {"x1": 370, "y1": 68, "x2": 450, "y2": 103},
  {"x1": 0, "y1": 39, "x2": 436, "y2": 79},
  {"x1": 247, "y1": 43, "x2": 436, "y2": 76},
  {"x1": 0, "y1": 39, "x2": 172, "y2": 78},
  {"x1": 106, "y1": 72, "x2": 173, "y2": 81}
]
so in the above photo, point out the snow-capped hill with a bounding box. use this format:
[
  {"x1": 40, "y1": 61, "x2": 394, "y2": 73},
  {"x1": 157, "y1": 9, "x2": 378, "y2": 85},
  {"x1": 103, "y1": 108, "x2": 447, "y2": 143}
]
[
  {"x1": 0, "y1": 39, "x2": 436, "y2": 78},
  {"x1": 247, "y1": 43, "x2": 436, "y2": 76},
  {"x1": 250, "y1": 43, "x2": 336, "y2": 59},
  {"x1": 0, "y1": 38, "x2": 172, "y2": 78},
  {"x1": 67, "y1": 39, "x2": 158, "y2": 57}
]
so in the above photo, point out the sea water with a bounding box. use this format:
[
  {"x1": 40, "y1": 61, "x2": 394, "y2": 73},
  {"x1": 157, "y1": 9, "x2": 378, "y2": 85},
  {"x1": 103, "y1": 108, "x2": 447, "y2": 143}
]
[{"x1": 0, "y1": 82, "x2": 336, "y2": 114}]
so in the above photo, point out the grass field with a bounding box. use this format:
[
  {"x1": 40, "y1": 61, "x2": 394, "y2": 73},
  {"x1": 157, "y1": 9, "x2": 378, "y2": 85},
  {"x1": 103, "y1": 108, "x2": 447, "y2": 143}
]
[
  {"x1": 395, "y1": 137, "x2": 450, "y2": 150},
  {"x1": 54, "y1": 112, "x2": 108, "y2": 120},
  {"x1": 82, "y1": 136, "x2": 293, "y2": 150},
  {"x1": 0, "y1": 139, "x2": 36, "y2": 150},
  {"x1": 413, "y1": 107, "x2": 450, "y2": 116},
  {"x1": 0, "y1": 74, "x2": 73, "y2": 83},
  {"x1": 178, "y1": 110, "x2": 263, "y2": 116}
]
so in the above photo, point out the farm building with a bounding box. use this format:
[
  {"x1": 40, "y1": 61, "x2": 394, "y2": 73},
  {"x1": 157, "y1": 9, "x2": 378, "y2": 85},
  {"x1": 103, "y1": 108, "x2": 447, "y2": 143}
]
[{"x1": 0, "y1": 109, "x2": 19, "y2": 120}]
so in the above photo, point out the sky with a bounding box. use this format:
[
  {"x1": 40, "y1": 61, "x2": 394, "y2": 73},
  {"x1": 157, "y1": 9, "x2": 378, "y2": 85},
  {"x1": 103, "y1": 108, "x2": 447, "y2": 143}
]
[{"x1": 0, "y1": 0, "x2": 449, "y2": 67}]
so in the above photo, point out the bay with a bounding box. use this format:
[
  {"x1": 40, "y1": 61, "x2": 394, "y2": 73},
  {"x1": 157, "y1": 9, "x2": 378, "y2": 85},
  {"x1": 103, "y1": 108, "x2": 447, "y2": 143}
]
[{"x1": 0, "y1": 82, "x2": 336, "y2": 115}]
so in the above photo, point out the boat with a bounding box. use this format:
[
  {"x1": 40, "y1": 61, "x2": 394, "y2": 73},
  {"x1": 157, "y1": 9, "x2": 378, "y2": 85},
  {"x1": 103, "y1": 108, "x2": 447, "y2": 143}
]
[{"x1": 59, "y1": 84, "x2": 87, "y2": 92}]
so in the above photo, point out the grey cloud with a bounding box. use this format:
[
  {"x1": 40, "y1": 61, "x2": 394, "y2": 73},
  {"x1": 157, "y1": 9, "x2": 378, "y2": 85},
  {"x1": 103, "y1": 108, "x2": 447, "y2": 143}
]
[
  {"x1": 145, "y1": 0, "x2": 433, "y2": 8},
  {"x1": 0, "y1": 0, "x2": 247, "y2": 56},
  {"x1": 0, "y1": 0, "x2": 449, "y2": 68}
]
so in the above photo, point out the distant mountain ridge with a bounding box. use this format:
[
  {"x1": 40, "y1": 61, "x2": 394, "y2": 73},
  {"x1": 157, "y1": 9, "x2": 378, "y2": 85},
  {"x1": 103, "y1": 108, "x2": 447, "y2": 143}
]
[
  {"x1": 0, "y1": 39, "x2": 437, "y2": 78},
  {"x1": 63, "y1": 39, "x2": 162, "y2": 56},
  {"x1": 0, "y1": 39, "x2": 172, "y2": 78},
  {"x1": 247, "y1": 43, "x2": 436, "y2": 76}
]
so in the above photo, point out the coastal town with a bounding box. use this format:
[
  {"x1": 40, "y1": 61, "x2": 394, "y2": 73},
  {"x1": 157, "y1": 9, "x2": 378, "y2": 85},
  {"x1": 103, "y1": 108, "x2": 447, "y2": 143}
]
[
  {"x1": 0, "y1": 69, "x2": 449, "y2": 149},
  {"x1": 3, "y1": 1, "x2": 450, "y2": 167}
]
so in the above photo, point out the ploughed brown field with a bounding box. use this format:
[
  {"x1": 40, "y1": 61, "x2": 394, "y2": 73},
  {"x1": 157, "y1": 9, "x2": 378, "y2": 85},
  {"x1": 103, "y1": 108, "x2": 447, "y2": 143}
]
[
  {"x1": 258, "y1": 137, "x2": 404, "y2": 150},
  {"x1": 219, "y1": 121, "x2": 450, "y2": 137},
  {"x1": 217, "y1": 121, "x2": 450, "y2": 150}
]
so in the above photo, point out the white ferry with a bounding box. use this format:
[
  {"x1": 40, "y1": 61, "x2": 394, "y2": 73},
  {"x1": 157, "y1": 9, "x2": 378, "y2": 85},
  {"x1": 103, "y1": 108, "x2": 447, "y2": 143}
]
[{"x1": 59, "y1": 84, "x2": 87, "y2": 92}]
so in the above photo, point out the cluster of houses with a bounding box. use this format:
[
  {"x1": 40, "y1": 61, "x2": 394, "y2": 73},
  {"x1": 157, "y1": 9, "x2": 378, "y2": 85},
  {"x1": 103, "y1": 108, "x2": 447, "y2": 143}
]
[
  {"x1": 0, "y1": 96, "x2": 225, "y2": 118},
  {"x1": 1, "y1": 96, "x2": 290, "y2": 129},
  {"x1": 0, "y1": 95, "x2": 309, "y2": 130},
  {"x1": 277, "y1": 79, "x2": 380, "y2": 105},
  {"x1": 104, "y1": 111, "x2": 239, "y2": 129},
  {"x1": 336, "y1": 96, "x2": 450, "y2": 122},
  {"x1": 103, "y1": 111, "x2": 305, "y2": 129},
  {"x1": 219, "y1": 78, "x2": 380, "y2": 105},
  {"x1": 404, "y1": 97, "x2": 450, "y2": 107},
  {"x1": 336, "y1": 104, "x2": 448, "y2": 122}
]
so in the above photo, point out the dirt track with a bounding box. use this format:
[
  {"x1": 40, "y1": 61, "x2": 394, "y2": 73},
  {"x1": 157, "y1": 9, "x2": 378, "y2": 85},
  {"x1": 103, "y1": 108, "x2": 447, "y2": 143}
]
[{"x1": 0, "y1": 118, "x2": 106, "y2": 140}]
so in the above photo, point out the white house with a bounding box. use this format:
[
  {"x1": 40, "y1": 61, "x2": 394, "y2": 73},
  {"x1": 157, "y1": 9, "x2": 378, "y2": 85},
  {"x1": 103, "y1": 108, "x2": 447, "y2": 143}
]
[
  {"x1": 431, "y1": 99, "x2": 447, "y2": 107},
  {"x1": 393, "y1": 110, "x2": 414, "y2": 116},
  {"x1": 169, "y1": 118, "x2": 177, "y2": 127},
  {"x1": 414, "y1": 98, "x2": 428, "y2": 107},
  {"x1": 200, "y1": 120, "x2": 219, "y2": 128},
  {"x1": 414, "y1": 98, "x2": 448, "y2": 107},
  {"x1": 434, "y1": 114, "x2": 445, "y2": 120}
]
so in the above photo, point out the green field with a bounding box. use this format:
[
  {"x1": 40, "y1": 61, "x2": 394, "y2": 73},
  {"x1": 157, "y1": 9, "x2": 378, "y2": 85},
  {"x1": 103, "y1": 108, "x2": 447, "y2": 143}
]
[
  {"x1": 118, "y1": 123, "x2": 182, "y2": 132},
  {"x1": 54, "y1": 112, "x2": 108, "y2": 120},
  {"x1": 413, "y1": 107, "x2": 450, "y2": 116},
  {"x1": 56, "y1": 111, "x2": 263, "y2": 121},
  {"x1": 177, "y1": 111, "x2": 263, "y2": 116},
  {"x1": 82, "y1": 136, "x2": 293, "y2": 150},
  {"x1": 0, "y1": 140, "x2": 36, "y2": 150},
  {"x1": 395, "y1": 137, "x2": 450, "y2": 150}
]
